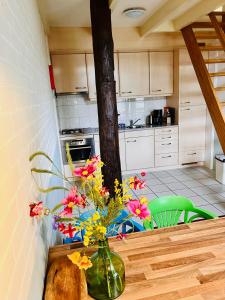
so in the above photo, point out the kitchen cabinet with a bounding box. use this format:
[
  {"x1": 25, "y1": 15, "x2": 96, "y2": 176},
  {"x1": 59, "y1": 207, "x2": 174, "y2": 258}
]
[
  {"x1": 149, "y1": 52, "x2": 173, "y2": 96},
  {"x1": 155, "y1": 126, "x2": 178, "y2": 167},
  {"x1": 125, "y1": 130, "x2": 154, "y2": 170},
  {"x1": 51, "y1": 54, "x2": 88, "y2": 94},
  {"x1": 179, "y1": 49, "x2": 207, "y2": 106},
  {"x1": 179, "y1": 105, "x2": 206, "y2": 164},
  {"x1": 94, "y1": 133, "x2": 126, "y2": 171},
  {"x1": 119, "y1": 52, "x2": 149, "y2": 97},
  {"x1": 86, "y1": 53, "x2": 119, "y2": 100}
]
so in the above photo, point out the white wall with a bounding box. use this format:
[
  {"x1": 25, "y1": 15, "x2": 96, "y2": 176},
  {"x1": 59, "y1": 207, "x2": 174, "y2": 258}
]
[
  {"x1": 56, "y1": 95, "x2": 166, "y2": 130},
  {"x1": 0, "y1": 0, "x2": 62, "y2": 299}
]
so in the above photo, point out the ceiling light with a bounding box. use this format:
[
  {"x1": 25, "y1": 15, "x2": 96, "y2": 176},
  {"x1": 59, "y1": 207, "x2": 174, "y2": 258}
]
[{"x1": 123, "y1": 7, "x2": 146, "y2": 18}]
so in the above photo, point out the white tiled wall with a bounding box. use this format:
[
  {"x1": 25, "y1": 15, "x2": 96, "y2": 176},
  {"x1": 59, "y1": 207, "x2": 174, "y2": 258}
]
[
  {"x1": 56, "y1": 95, "x2": 166, "y2": 130},
  {"x1": 0, "y1": 1, "x2": 62, "y2": 300}
]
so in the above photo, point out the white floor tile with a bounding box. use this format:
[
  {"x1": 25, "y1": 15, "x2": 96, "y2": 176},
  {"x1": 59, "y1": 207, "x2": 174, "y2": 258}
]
[
  {"x1": 208, "y1": 184, "x2": 225, "y2": 193},
  {"x1": 150, "y1": 184, "x2": 171, "y2": 193},
  {"x1": 190, "y1": 186, "x2": 214, "y2": 196},
  {"x1": 189, "y1": 196, "x2": 209, "y2": 206},
  {"x1": 166, "y1": 182, "x2": 187, "y2": 190},
  {"x1": 201, "y1": 193, "x2": 225, "y2": 204},
  {"x1": 198, "y1": 178, "x2": 219, "y2": 186},
  {"x1": 154, "y1": 191, "x2": 176, "y2": 197},
  {"x1": 173, "y1": 189, "x2": 197, "y2": 197},
  {"x1": 183, "y1": 180, "x2": 203, "y2": 188}
]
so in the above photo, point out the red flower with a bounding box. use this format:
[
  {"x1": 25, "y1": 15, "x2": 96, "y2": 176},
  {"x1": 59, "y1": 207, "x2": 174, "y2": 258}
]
[
  {"x1": 58, "y1": 223, "x2": 66, "y2": 232},
  {"x1": 129, "y1": 176, "x2": 146, "y2": 190},
  {"x1": 100, "y1": 187, "x2": 109, "y2": 197},
  {"x1": 29, "y1": 201, "x2": 43, "y2": 217},
  {"x1": 88, "y1": 155, "x2": 100, "y2": 166},
  {"x1": 62, "y1": 223, "x2": 77, "y2": 238},
  {"x1": 141, "y1": 171, "x2": 147, "y2": 177},
  {"x1": 73, "y1": 164, "x2": 96, "y2": 178}
]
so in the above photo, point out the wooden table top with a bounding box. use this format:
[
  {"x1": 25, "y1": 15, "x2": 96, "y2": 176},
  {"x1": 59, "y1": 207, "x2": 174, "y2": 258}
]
[{"x1": 47, "y1": 217, "x2": 225, "y2": 300}]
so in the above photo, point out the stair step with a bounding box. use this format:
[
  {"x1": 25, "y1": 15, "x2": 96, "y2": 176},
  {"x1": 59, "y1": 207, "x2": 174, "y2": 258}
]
[
  {"x1": 215, "y1": 87, "x2": 225, "y2": 91},
  {"x1": 200, "y1": 45, "x2": 223, "y2": 51},
  {"x1": 210, "y1": 12, "x2": 225, "y2": 16},
  {"x1": 209, "y1": 72, "x2": 225, "y2": 77},
  {"x1": 191, "y1": 22, "x2": 225, "y2": 28},
  {"x1": 204, "y1": 58, "x2": 225, "y2": 64},
  {"x1": 195, "y1": 32, "x2": 218, "y2": 39}
]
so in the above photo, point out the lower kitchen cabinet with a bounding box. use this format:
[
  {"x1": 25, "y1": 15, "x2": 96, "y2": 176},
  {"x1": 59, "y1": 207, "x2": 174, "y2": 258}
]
[
  {"x1": 94, "y1": 134, "x2": 126, "y2": 171},
  {"x1": 125, "y1": 135, "x2": 154, "y2": 170},
  {"x1": 155, "y1": 153, "x2": 178, "y2": 167},
  {"x1": 180, "y1": 149, "x2": 205, "y2": 165}
]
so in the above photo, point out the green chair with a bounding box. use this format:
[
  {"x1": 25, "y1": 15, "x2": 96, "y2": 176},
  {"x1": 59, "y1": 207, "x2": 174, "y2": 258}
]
[{"x1": 143, "y1": 195, "x2": 217, "y2": 230}]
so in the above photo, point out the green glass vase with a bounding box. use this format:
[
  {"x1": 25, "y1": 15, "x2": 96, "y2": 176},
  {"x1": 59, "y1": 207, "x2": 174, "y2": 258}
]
[{"x1": 86, "y1": 239, "x2": 125, "y2": 300}]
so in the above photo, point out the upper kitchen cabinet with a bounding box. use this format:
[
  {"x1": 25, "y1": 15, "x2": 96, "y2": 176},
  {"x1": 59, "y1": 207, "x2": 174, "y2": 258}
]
[
  {"x1": 86, "y1": 53, "x2": 119, "y2": 100},
  {"x1": 51, "y1": 54, "x2": 88, "y2": 94},
  {"x1": 149, "y1": 52, "x2": 173, "y2": 96},
  {"x1": 178, "y1": 49, "x2": 207, "y2": 106},
  {"x1": 119, "y1": 52, "x2": 149, "y2": 97}
]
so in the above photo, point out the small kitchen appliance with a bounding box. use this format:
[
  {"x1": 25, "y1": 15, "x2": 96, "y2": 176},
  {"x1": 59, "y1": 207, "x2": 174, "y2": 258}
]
[{"x1": 152, "y1": 109, "x2": 163, "y2": 126}]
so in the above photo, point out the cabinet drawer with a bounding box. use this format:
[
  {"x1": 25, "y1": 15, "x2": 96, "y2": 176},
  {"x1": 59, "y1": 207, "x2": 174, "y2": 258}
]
[
  {"x1": 180, "y1": 149, "x2": 205, "y2": 164},
  {"x1": 155, "y1": 140, "x2": 178, "y2": 154},
  {"x1": 155, "y1": 134, "x2": 177, "y2": 142},
  {"x1": 155, "y1": 153, "x2": 178, "y2": 167},
  {"x1": 125, "y1": 129, "x2": 154, "y2": 139},
  {"x1": 155, "y1": 127, "x2": 178, "y2": 136}
]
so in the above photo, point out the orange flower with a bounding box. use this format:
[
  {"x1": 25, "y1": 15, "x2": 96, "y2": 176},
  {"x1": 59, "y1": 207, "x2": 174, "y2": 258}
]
[{"x1": 79, "y1": 256, "x2": 93, "y2": 270}]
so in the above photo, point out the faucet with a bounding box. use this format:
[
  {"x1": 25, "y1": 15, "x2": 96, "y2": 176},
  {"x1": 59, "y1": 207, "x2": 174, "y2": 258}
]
[{"x1": 129, "y1": 118, "x2": 141, "y2": 128}]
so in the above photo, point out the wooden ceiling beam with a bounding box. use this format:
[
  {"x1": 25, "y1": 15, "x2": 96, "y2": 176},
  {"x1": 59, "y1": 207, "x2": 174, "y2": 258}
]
[
  {"x1": 173, "y1": 0, "x2": 225, "y2": 31},
  {"x1": 109, "y1": 0, "x2": 118, "y2": 12},
  {"x1": 140, "y1": 0, "x2": 188, "y2": 37}
]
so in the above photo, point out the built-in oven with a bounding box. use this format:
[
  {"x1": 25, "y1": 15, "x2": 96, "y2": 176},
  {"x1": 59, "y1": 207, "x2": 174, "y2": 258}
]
[{"x1": 62, "y1": 137, "x2": 94, "y2": 167}]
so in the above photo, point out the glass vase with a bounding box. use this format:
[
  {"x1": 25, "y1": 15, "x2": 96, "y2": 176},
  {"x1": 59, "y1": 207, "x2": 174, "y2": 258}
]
[{"x1": 86, "y1": 239, "x2": 125, "y2": 300}]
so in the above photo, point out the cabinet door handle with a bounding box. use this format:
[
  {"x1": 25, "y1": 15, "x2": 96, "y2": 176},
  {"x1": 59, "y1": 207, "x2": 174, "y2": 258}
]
[
  {"x1": 161, "y1": 130, "x2": 172, "y2": 133},
  {"x1": 161, "y1": 143, "x2": 172, "y2": 146},
  {"x1": 161, "y1": 136, "x2": 172, "y2": 139},
  {"x1": 184, "y1": 101, "x2": 190, "y2": 104},
  {"x1": 127, "y1": 140, "x2": 137, "y2": 143},
  {"x1": 121, "y1": 91, "x2": 132, "y2": 94},
  {"x1": 75, "y1": 86, "x2": 87, "y2": 89},
  {"x1": 152, "y1": 89, "x2": 162, "y2": 92},
  {"x1": 187, "y1": 152, "x2": 197, "y2": 155},
  {"x1": 182, "y1": 108, "x2": 191, "y2": 111},
  {"x1": 162, "y1": 155, "x2": 172, "y2": 158}
]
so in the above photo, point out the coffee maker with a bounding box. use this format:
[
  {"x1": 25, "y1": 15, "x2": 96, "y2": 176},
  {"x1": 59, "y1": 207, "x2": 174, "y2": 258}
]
[{"x1": 152, "y1": 109, "x2": 163, "y2": 126}]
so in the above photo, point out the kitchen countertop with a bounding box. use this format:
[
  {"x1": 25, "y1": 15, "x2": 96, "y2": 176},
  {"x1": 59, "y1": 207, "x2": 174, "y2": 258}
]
[{"x1": 59, "y1": 124, "x2": 178, "y2": 139}]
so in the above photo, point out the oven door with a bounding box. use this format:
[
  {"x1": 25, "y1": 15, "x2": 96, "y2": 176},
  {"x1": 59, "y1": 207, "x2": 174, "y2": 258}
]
[{"x1": 68, "y1": 145, "x2": 92, "y2": 164}]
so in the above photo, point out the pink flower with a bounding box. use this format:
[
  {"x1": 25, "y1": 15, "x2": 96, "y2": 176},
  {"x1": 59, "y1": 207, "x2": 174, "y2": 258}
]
[
  {"x1": 116, "y1": 233, "x2": 127, "y2": 240},
  {"x1": 61, "y1": 188, "x2": 87, "y2": 217},
  {"x1": 129, "y1": 176, "x2": 146, "y2": 190},
  {"x1": 141, "y1": 171, "x2": 146, "y2": 177},
  {"x1": 127, "y1": 200, "x2": 150, "y2": 219},
  {"x1": 29, "y1": 201, "x2": 43, "y2": 217},
  {"x1": 88, "y1": 155, "x2": 100, "y2": 166},
  {"x1": 73, "y1": 164, "x2": 96, "y2": 178}
]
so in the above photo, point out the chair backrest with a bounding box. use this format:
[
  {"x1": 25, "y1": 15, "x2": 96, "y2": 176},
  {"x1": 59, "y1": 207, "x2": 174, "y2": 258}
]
[{"x1": 144, "y1": 195, "x2": 195, "y2": 229}]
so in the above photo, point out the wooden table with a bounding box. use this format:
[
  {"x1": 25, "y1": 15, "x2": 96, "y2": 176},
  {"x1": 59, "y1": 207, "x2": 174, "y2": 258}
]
[{"x1": 46, "y1": 217, "x2": 225, "y2": 300}]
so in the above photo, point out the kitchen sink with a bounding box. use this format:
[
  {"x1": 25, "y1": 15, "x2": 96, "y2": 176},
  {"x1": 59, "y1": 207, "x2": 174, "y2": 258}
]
[{"x1": 126, "y1": 125, "x2": 146, "y2": 129}]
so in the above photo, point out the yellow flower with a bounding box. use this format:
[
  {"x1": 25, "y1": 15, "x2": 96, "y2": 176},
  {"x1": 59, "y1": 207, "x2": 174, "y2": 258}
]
[
  {"x1": 67, "y1": 251, "x2": 81, "y2": 265},
  {"x1": 84, "y1": 236, "x2": 90, "y2": 246},
  {"x1": 92, "y1": 211, "x2": 100, "y2": 221},
  {"x1": 96, "y1": 225, "x2": 107, "y2": 235},
  {"x1": 86, "y1": 225, "x2": 93, "y2": 231},
  {"x1": 140, "y1": 196, "x2": 148, "y2": 205},
  {"x1": 78, "y1": 256, "x2": 93, "y2": 270},
  {"x1": 85, "y1": 231, "x2": 93, "y2": 237}
]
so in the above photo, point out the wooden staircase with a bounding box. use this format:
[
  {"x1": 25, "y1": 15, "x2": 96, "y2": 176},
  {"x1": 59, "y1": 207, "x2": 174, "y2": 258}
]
[{"x1": 181, "y1": 12, "x2": 225, "y2": 153}]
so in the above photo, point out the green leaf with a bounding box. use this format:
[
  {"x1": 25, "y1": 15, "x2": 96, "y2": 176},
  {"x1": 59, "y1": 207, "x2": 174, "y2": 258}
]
[
  {"x1": 66, "y1": 143, "x2": 75, "y2": 174},
  {"x1": 31, "y1": 168, "x2": 59, "y2": 177},
  {"x1": 37, "y1": 186, "x2": 69, "y2": 193},
  {"x1": 29, "y1": 151, "x2": 54, "y2": 164},
  {"x1": 56, "y1": 217, "x2": 78, "y2": 222},
  {"x1": 51, "y1": 203, "x2": 64, "y2": 213}
]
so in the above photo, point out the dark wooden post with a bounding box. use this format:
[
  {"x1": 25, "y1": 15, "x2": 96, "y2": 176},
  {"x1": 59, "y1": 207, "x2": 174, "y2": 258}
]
[{"x1": 90, "y1": 0, "x2": 122, "y2": 197}]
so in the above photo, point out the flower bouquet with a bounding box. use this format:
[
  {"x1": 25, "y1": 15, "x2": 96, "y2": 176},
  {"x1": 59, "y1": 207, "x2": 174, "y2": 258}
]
[{"x1": 29, "y1": 149, "x2": 150, "y2": 299}]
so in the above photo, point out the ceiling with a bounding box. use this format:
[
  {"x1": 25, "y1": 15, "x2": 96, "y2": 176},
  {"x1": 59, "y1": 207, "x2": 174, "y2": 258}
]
[
  {"x1": 42, "y1": 0, "x2": 170, "y2": 27},
  {"x1": 39, "y1": 0, "x2": 225, "y2": 35}
]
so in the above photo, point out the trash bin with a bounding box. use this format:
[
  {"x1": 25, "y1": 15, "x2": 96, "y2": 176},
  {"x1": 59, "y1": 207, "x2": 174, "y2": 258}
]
[{"x1": 215, "y1": 154, "x2": 225, "y2": 185}]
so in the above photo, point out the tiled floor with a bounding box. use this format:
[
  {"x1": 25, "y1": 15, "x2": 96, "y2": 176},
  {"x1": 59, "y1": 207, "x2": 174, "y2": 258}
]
[{"x1": 124, "y1": 166, "x2": 225, "y2": 217}]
